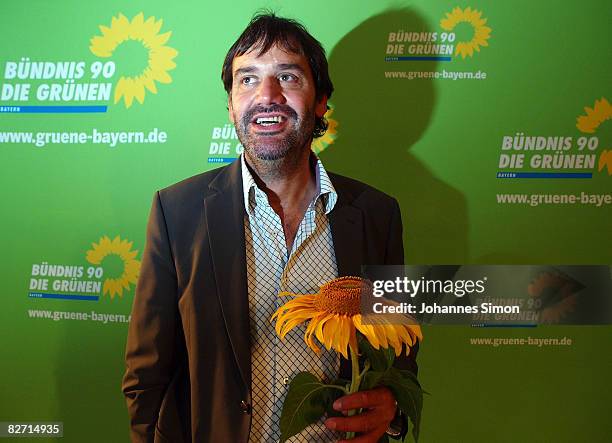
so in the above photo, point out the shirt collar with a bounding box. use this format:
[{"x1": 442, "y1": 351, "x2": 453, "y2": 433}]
[{"x1": 240, "y1": 153, "x2": 337, "y2": 215}]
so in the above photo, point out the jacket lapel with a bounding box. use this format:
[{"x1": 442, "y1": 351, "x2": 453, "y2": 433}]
[
  {"x1": 328, "y1": 182, "x2": 364, "y2": 277},
  {"x1": 203, "y1": 160, "x2": 251, "y2": 390}
]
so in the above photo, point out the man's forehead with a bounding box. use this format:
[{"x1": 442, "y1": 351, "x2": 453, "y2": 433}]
[{"x1": 231, "y1": 44, "x2": 309, "y2": 72}]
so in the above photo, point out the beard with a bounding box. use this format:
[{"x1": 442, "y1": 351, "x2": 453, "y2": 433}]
[{"x1": 234, "y1": 103, "x2": 315, "y2": 164}]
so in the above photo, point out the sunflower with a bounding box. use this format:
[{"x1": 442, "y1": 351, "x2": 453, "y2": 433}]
[
  {"x1": 271, "y1": 276, "x2": 422, "y2": 360},
  {"x1": 311, "y1": 108, "x2": 338, "y2": 154},
  {"x1": 440, "y1": 7, "x2": 492, "y2": 59},
  {"x1": 86, "y1": 235, "x2": 141, "y2": 299},
  {"x1": 89, "y1": 12, "x2": 178, "y2": 108},
  {"x1": 576, "y1": 97, "x2": 611, "y2": 134}
]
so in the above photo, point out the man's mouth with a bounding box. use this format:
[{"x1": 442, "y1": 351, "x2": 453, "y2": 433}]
[
  {"x1": 250, "y1": 114, "x2": 288, "y2": 131},
  {"x1": 253, "y1": 114, "x2": 286, "y2": 125}
]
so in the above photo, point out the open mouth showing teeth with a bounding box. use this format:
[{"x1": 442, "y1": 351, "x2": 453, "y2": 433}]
[{"x1": 255, "y1": 115, "x2": 285, "y2": 126}]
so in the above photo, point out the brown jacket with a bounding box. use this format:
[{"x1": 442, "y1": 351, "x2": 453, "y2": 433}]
[{"x1": 122, "y1": 159, "x2": 416, "y2": 442}]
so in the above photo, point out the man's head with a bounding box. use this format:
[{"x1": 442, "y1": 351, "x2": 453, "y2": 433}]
[{"x1": 222, "y1": 13, "x2": 333, "y2": 168}]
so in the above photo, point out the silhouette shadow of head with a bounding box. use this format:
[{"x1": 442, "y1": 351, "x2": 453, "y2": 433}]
[{"x1": 320, "y1": 8, "x2": 469, "y2": 263}]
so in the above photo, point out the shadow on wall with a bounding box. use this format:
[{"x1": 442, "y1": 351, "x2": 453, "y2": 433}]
[{"x1": 320, "y1": 8, "x2": 469, "y2": 264}]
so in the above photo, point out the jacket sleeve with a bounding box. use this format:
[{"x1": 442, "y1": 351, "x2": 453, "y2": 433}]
[{"x1": 122, "y1": 191, "x2": 179, "y2": 443}]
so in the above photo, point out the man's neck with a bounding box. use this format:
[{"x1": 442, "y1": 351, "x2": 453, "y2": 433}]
[
  {"x1": 244, "y1": 148, "x2": 318, "y2": 249},
  {"x1": 244, "y1": 148, "x2": 316, "y2": 211}
]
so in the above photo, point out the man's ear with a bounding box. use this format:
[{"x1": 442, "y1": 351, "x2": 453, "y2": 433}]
[
  {"x1": 315, "y1": 95, "x2": 328, "y2": 118},
  {"x1": 227, "y1": 95, "x2": 235, "y2": 123}
]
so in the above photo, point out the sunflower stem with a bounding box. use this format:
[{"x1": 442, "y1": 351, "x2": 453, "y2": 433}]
[
  {"x1": 345, "y1": 335, "x2": 361, "y2": 440},
  {"x1": 348, "y1": 342, "x2": 361, "y2": 393}
]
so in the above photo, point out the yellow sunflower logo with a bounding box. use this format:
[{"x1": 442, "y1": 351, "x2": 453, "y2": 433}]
[
  {"x1": 527, "y1": 272, "x2": 578, "y2": 324},
  {"x1": 576, "y1": 97, "x2": 611, "y2": 175},
  {"x1": 576, "y1": 97, "x2": 611, "y2": 134},
  {"x1": 311, "y1": 107, "x2": 338, "y2": 154},
  {"x1": 86, "y1": 235, "x2": 141, "y2": 299},
  {"x1": 440, "y1": 7, "x2": 492, "y2": 59},
  {"x1": 89, "y1": 12, "x2": 178, "y2": 108}
]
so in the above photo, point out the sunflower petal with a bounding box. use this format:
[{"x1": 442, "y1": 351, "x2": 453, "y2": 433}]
[
  {"x1": 395, "y1": 324, "x2": 414, "y2": 349},
  {"x1": 353, "y1": 315, "x2": 380, "y2": 349},
  {"x1": 313, "y1": 313, "x2": 332, "y2": 347},
  {"x1": 407, "y1": 324, "x2": 424, "y2": 342},
  {"x1": 334, "y1": 317, "x2": 351, "y2": 359},
  {"x1": 371, "y1": 322, "x2": 389, "y2": 348},
  {"x1": 382, "y1": 323, "x2": 401, "y2": 356},
  {"x1": 321, "y1": 315, "x2": 339, "y2": 350},
  {"x1": 278, "y1": 312, "x2": 314, "y2": 339},
  {"x1": 304, "y1": 317, "x2": 321, "y2": 353}
]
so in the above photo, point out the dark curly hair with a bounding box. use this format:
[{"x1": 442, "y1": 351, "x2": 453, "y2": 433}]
[{"x1": 222, "y1": 12, "x2": 333, "y2": 138}]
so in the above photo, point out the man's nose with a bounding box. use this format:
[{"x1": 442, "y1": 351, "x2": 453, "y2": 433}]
[{"x1": 256, "y1": 77, "x2": 286, "y2": 105}]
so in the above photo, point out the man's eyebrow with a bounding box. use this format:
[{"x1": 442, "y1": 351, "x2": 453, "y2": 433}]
[
  {"x1": 234, "y1": 66, "x2": 257, "y2": 76},
  {"x1": 233, "y1": 63, "x2": 306, "y2": 77},
  {"x1": 276, "y1": 63, "x2": 305, "y2": 74}
]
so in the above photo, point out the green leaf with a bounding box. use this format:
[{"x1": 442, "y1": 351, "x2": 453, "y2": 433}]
[
  {"x1": 358, "y1": 333, "x2": 394, "y2": 371},
  {"x1": 360, "y1": 369, "x2": 385, "y2": 391},
  {"x1": 279, "y1": 372, "x2": 343, "y2": 443},
  {"x1": 325, "y1": 379, "x2": 349, "y2": 418},
  {"x1": 356, "y1": 333, "x2": 426, "y2": 441},
  {"x1": 379, "y1": 368, "x2": 423, "y2": 442}
]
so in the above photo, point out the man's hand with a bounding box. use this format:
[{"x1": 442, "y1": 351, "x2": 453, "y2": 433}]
[{"x1": 324, "y1": 386, "x2": 397, "y2": 443}]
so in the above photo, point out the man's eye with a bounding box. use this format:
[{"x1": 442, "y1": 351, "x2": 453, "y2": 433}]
[
  {"x1": 279, "y1": 73, "x2": 297, "y2": 82},
  {"x1": 241, "y1": 77, "x2": 255, "y2": 85}
]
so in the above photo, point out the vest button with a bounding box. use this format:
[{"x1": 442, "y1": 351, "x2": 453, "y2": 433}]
[{"x1": 240, "y1": 400, "x2": 251, "y2": 414}]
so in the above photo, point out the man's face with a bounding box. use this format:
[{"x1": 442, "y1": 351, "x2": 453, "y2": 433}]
[{"x1": 228, "y1": 44, "x2": 327, "y2": 162}]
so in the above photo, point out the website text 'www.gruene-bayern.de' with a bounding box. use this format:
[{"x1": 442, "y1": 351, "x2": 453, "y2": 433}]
[
  {"x1": 496, "y1": 192, "x2": 610, "y2": 207},
  {"x1": 0, "y1": 128, "x2": 167, "y2": 148}
]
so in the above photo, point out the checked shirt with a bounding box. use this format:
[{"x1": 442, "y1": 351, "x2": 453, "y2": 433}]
[{"x1": 241, "y1": 154, "x2": 341, "y2": 443}]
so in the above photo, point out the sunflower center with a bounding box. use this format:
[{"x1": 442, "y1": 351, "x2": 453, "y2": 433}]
[
  {"x1": 453, "y1": 21, "x2": 475, "y2": 43},
  {"x1": 314, "y1": 276, "x2": 371, "y2": 316},
  {"x1": 101, "y1": 253, "x2": 125, "y2": 279},
  {"x1": 113, "y1": 39, "x2": 149, "y2": 78}
]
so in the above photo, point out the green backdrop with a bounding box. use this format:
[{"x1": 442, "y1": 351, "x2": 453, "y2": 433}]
[{"x1": 1, "y1": 0, "x2": 610, "y2": 441}]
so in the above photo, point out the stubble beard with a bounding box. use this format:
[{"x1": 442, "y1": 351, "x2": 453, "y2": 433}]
[{"x1": 234, "y1": 104, "x2": 315, "y2": 180}]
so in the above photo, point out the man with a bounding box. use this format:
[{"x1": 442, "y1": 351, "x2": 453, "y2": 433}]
[{"x1": 122, "y1": 13, "x2": 417, "y2": 443}]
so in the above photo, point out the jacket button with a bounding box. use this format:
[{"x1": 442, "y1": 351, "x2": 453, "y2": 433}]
[{"x1": 240, "y1": 400, "x2": 251, "y2": 414}]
